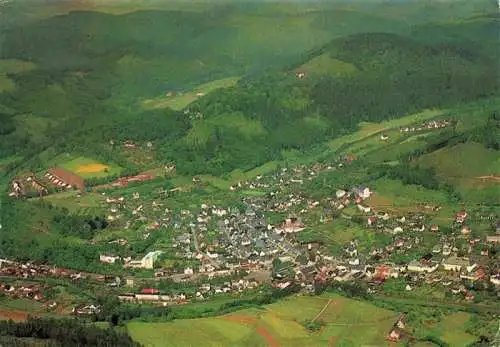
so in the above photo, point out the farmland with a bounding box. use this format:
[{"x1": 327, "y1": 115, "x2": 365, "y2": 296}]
[{"x1": 126, "y1": 294, "x2": 399, "y2": 347}]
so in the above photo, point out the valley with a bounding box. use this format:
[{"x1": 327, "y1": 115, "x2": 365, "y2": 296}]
[{"x1": 0, "y1": 1, "x2": 499, "y2": 346}]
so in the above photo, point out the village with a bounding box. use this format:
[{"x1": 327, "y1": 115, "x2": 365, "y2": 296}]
[
  {"x1": 4, "y1": 148, "x2": 500, "y2": 315},
  {"x1": 83, "y1": 153, "x2": 499, "y2": 309},
  {"x1": 3, "y1": 132, "x2": 499, "y2": 337}
]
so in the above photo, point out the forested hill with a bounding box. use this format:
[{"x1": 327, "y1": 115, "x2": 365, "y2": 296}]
[
  {"x1": 0, "y1": 11, "x2": 498, "y2": 179},
  {"x1": 166, "y1": 23, "x2": 499, "y2": 175}
]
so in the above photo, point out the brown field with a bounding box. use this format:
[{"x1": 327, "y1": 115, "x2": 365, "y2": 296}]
[
  {"x1": 76, "y1": 163, "x2": 110, "y2": 173},
  {"x1": 0, "y1": 310, "x2": 41, "y2": 322}
]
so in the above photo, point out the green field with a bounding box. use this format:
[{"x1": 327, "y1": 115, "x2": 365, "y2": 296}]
[
  {"x1": 142, "y1": 77, "x2": 240, "y2": 111},
  {"x1": 36, "y1": 191, "x2": 104, "y2": 214},
  {"x1": 126, "y1": 294, "x2": 399, "y2": 347},
  {"x1": 58, "y1": 156, "x2": 123, "y2": 179},
  {"x1": 297, "y1": 54, "x2": 357, "y2": 76},
  {"x1": 418, "y1": 142, "x2": 500, "y2": 182},
  {"x1": 0, "y1": 59, "x2": 37, "y2": 92}
]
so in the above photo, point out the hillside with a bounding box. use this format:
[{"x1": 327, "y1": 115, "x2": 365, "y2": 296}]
[{"x1": 1, "y1": 15, "x2": 498, "y2": 183}]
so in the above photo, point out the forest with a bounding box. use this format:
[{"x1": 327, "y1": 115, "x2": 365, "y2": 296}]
[
  {"x1": 1, "y1": 14, "x2": 498, "y2": 180},
  {"x1": 0, "y1": 317, "x2": 140, "y2": 347}
]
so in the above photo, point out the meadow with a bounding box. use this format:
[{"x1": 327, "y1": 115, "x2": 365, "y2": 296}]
[{"x1": 126, "y1": 294, "x2": 399, "y2": 347}]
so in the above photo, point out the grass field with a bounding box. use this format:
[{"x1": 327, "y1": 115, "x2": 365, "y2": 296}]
[
  {"x1": 142, "y1": 76, "x2": 240, "y2": 111},
  {"x1": 0, "y1": 59, "x2": 37, "y2": 92},
  {"x1": 36, "y1": 191, "x2": 104, "y2": 214},
  {"x1": 367, "y1": 178, "x2": 450, "y2": 214},
  {"x1": 126, "y1": 294, "x2": 399, "y2": 347},
  {"x1": 297, "y1": 54, "x2": 357, "y2": 76},
  {"x1": 418, "y1": 142, "x2": 500, "y2": 182},
  {"x1": 327, "y1": 109, "x2": 445, "y2": 153},
  {"x1": 58, "y1": 156, "x2": 123, "y2": 179}
]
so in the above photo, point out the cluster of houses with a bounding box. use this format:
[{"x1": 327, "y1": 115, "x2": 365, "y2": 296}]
[
  {"x1": 44, "y1": 168, "x2": 86, "y2": 191},
  {"x1": 228, "y1": 159, "x2": 350, "y2": 193},
  {"x1": 9, "y1": 174, "x2": 48, "y2": 197},
  {"x1": 95, "y1": 156, "x2": 499, "y2": 305},
  {"x1": 117, "y1": 278, "x2": 260, "y2": 305},
  {"x1": 9, "y1": 168, "x2": 86, "y2": 198},
  {"x1": 399, "y1": 119, "x2": 451, "y2": 133},
  {"x1": 0, "y1": 281, "x2": 47, "y2": 303}
]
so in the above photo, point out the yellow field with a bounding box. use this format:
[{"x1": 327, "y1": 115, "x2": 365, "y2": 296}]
[
  {"x1": 76, "y1": 163, "x2": 110, "y2": 174},
  {"x1": 58, "y1": 156, "x2": 122, "y2": 178}
]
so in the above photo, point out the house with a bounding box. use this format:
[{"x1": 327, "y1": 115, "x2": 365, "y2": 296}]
[
  {"x1": 336, "y1": 189, "x2": 347, "y2": 199},
  {"x1": 407, "y1": 260, "x2": 438, "y2": 273},
  {"x1": 124, "y1": 251, "x2": 163, "y2": 269},
  {"x1": 275, "y1": 217, "x2": 305, "y2": 233},
  {"x1": 442, "y1": 256, "x2": 470, "y2": 272},
  {"x1": 72, "y1": 304, "x2": 101, "y2": 316},
  {"x1": 352, "y1": 186, "x2": 372, "y2": 199},
  {"x1": 461, "y1": 226, "x2": 471, "y2": 236},
  {"x1": 296, "y1": 71, "x2": 306, "y2": 79},
  {"x1": 486, "y1": 235, "x2": 500, "y2": 243},
  {"x1": 430, "y1": 225, "x2": 440, "y2": 232},
  {"x1": 380, "y1": 134, "x2": 389, "y2": 141},
  {"x1": 490, "y1": 273, "x2": 500, "y2": 286},
  {"x1": 47, "y1": 168, "x2": 86, "y2": 191},
  {"x1": 442, "y1": 244, "x2": 452, "y2": 256},
  {"x1": 141, "y1": 288, "x2": 160, "y2": 295},
  {"x1": 393, "y1": 226, "x2": 403, "y2": 234},
  {"x1": 367, "y1": 216, "x2": 377, "y2": 226},
  {"x1": 99, "y1": 255, "x2": 120, "y2": 264},
  {"x1": 456, "y1": 211, "x2": 468, "y2": 224},
  {"x1": 460, "y1": 265, "x2": 485, "y2": 281},
  {"x1": 387, "y1": 328, "x2": 403, "y2": 342},
  {"x1": 357, "y1": 204, "x2": 371, "y2": 213}
]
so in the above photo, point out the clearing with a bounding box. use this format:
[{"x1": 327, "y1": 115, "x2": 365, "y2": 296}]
[
  {"x1": 0, "y1": 59, "x2": 37, "y2": 92},
  {"x1": 297, "y1": 53, "x2": 357, "y2": 76},
  {"x1": 141, "y1": 76, "x2": 240, "y2": 111}
]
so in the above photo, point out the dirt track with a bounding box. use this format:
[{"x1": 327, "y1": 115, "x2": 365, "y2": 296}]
[
  {"x1": 256, "y1": 325, "x2": 279, "y2": 347},
  {"x1": 223, "y1": 315, "x2": 279, "y2": 347}
]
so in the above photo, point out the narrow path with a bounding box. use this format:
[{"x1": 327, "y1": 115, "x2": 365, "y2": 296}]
[{"x1": 311, "y1": 299, "x2": 332, "y2": 323}]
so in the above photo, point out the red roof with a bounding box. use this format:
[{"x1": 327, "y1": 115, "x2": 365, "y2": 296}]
[{"x1": 49, "y1": 168, "x2": 85, "y2": 190}]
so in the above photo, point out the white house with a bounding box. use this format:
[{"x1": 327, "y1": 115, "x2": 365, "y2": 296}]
[
  {"x1": 336, "y1": 189, "x2": 347, "y2": 199},
  {"x1": 407, "y1": 261, "x2": 438, "y2": 273},
  {"x1": 100, "y1": 255, "x2": 120, "y2": 264}
]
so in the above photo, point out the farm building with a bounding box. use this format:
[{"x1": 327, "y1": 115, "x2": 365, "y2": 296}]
[{"x1": 46, "y1": 168, "x2": 86, "y2": 191}]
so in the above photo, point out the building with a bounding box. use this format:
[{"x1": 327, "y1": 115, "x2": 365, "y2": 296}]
[
  {"x1": 407, "y1": 260, "x2": 439, "y2": 273},
  {"x1": 442, "y1": 256, "x2": 470, "y2": 272},
  {"x1": 124, "y1": 251, "x2": 163, "y2": 269},
  {"x1": 99, "y1": 255, "x2": 120, "y2": 264},
  {"x1": 486, "y1": 235, "x2": 500, "y2": 244},
  {"x1": 46, "y1": 168, "x2": 86, "y2": 191}
]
